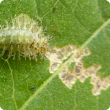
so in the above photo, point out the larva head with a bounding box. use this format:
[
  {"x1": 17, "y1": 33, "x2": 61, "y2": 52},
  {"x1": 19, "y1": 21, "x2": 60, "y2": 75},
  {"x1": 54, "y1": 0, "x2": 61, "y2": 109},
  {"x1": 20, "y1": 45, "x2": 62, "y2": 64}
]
[{"x1": 30, "y1": 38, "x2": 48, "y2": 54}]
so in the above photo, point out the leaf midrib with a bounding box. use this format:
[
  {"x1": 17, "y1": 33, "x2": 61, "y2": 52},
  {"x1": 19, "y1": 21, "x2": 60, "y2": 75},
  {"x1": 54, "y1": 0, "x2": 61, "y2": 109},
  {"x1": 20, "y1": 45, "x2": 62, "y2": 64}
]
[{"x1": 19, "y1": 19, "x2": 110, "y2": 110}]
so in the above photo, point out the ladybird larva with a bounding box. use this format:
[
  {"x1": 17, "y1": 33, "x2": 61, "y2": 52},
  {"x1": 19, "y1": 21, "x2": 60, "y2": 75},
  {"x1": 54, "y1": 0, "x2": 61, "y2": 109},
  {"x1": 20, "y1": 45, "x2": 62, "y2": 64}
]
[{"x1": 0, "y1": 13, "x2": 50, "y2": 61}]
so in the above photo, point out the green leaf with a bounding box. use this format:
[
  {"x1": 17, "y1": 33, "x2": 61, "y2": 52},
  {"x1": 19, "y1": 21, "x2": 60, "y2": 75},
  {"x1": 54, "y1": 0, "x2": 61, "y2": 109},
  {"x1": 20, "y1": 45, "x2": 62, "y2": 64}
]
[{"x1": 0, "y1": 0, "x2": 110, "y2": 110}]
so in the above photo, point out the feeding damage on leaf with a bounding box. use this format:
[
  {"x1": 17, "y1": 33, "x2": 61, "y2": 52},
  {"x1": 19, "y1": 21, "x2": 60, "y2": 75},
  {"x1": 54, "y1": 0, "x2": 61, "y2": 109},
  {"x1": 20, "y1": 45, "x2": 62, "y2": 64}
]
[
  {"x1": 46, "y1": 45, "x2": 110, "y2": 95},
  {"x1": 0, "y1": 13, "x2": 51, "y2": 61}
]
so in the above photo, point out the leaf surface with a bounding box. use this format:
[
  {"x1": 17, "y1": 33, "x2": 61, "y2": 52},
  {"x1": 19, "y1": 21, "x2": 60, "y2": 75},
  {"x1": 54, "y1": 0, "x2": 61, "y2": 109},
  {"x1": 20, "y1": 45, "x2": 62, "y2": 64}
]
[{"x1": 0, "y1": 0, "x2": 110, "y2": 110}]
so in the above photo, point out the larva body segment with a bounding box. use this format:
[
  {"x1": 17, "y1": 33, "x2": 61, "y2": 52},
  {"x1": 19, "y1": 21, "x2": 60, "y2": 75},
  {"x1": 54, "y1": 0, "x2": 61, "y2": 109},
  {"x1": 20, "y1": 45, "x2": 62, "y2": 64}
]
[{"x1": 0, "y1": 14, "x2": 49, "y2": 60}]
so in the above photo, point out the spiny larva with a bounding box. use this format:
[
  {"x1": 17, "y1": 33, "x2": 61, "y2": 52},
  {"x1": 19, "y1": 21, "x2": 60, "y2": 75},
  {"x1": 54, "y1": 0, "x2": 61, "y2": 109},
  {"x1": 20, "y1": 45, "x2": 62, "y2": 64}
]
[{"x1": 0, "y1": 13, "x2": 51, "y2": 61}]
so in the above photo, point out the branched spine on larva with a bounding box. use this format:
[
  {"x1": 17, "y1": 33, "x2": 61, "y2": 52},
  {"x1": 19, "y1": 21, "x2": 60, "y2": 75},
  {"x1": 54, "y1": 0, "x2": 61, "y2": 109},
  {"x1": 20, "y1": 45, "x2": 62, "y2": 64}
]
[{"x1": 0, "y1": 14, "x2": 50, "y2": 61}]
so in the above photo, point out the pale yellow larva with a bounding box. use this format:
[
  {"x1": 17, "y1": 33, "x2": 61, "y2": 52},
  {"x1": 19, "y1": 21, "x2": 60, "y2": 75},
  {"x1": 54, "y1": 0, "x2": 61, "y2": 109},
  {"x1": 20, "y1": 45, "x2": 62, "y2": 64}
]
[{"x1": 0, "y1": 13, "x2": 50, "y2": 61}]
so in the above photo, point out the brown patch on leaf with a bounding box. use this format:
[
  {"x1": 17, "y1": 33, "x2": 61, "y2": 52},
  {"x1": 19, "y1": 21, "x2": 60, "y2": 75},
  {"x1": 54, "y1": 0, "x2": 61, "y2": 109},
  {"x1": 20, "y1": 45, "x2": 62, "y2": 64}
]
[{"x1": 46, "y1": 45, "x2": 110, "y2": 95}]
